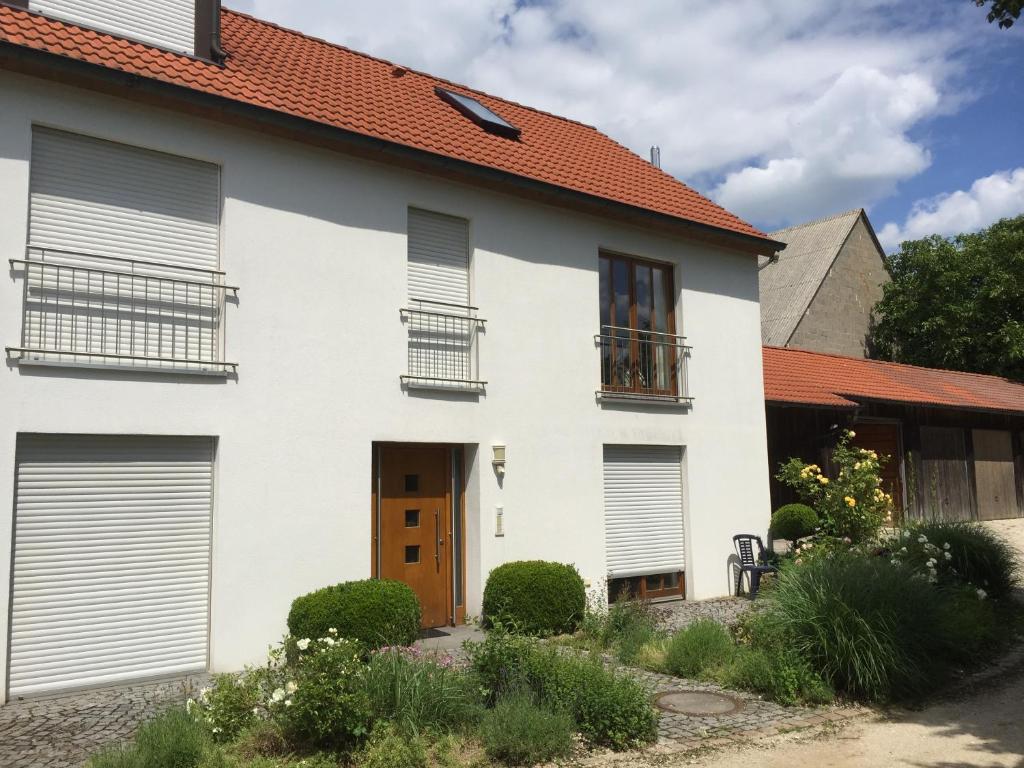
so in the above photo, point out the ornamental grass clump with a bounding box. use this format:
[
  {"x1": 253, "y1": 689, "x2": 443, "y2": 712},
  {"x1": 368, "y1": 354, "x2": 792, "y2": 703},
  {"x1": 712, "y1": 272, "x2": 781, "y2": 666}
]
[
  {"x1": 663, "y1": 619, "x2": 734, "y2": 678},
  {"x1": 478, "y1": 692, "x2": 575, "y2": 766},
  {"x1": 758, "y1": 552, "x2": 995, "y2": 701},
  {"x1": 364, "y1": 646, "x2": 483, "y2": 735},
  {"x1": 777, "y1": 429, "x2": 893, "y2": 542},
  {"x1": 88, "y1": 708, "x2": 212, "y2": 768}
]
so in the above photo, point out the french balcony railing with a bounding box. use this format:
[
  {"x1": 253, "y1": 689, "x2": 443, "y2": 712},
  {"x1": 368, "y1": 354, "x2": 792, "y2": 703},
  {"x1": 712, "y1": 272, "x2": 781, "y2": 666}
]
[
  {"x1": 400, "y1": 299, "x2": 486, "y2": 392},
  {"x1": 6, "y1": 247, "x2": 238, "y2": 375},
  {"x1": 595, "y1": 324, "x2": 692, "y2": 404}
]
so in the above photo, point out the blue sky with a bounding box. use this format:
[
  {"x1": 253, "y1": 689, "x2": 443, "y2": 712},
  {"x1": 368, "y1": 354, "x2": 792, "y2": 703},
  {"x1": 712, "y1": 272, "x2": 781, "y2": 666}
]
[{"x1": 230, "y1": 1, "x2": 1024, "y2": 250}]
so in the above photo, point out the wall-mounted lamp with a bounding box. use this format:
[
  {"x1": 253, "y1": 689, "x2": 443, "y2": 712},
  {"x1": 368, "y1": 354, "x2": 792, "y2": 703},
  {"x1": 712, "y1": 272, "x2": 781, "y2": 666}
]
[{"x1": 492, "y1": 444, "x2": 506, "y2": 476}]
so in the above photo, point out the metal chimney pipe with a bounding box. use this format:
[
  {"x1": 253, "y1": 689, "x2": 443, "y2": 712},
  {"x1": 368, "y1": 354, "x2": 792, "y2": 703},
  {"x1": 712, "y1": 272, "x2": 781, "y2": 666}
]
[{"x1": 650, "y1": 146, "x2": 661, "y2": 168}]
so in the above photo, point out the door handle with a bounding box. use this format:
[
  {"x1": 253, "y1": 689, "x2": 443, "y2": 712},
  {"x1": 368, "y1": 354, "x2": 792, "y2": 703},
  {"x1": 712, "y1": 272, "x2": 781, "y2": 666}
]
[{"x1": 435, "y1": 509, "x2": 441, "y2": 569}]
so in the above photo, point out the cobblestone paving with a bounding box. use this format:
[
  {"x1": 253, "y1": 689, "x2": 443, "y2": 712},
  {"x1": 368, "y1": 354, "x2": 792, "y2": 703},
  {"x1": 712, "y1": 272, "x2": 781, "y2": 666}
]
[
  {"x1": 659, "y1": 596, "x2": 754, "y2": 632},
  {"x1": 0, "y1": 674, "x2": 209, "y2": 768},
  {"x1": 621, "y1": 664, "x2": 866, "y2": 750}
]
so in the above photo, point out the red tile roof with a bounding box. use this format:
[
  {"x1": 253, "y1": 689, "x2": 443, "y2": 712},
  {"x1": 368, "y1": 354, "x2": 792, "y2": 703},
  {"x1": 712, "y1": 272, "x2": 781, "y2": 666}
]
[
  {"x1": 763, "y1": 346, "x2": 1024, "y2": 415},
  {"x1": 0, "y1": 5, "x2": 770, "y2": 244}
]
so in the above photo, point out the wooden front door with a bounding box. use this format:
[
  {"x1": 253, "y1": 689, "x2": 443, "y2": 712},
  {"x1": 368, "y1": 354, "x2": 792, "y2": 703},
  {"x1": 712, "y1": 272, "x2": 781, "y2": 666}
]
[
  {"x1": 919, "y1": 426, "x2": 973, "y2": 521},
  {"x1": 377, "y1": 445, "x2": 451, "y2": 629},
  {"x1": 852, "y1": 422, "x2": 904, "y2": 511}
]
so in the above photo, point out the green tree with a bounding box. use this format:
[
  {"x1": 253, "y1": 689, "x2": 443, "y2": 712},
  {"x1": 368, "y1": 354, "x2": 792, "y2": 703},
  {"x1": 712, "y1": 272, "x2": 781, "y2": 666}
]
[
  {"x1": 870, "y1": 215, "x2": 1024, "y2": 381},
  {"x1": 974, "y1": 0, "x2": 1023, "y2": 28}
]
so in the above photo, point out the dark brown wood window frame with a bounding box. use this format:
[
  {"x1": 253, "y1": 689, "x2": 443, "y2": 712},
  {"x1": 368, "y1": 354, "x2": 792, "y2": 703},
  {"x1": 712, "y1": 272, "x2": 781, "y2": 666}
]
[
  {"x1": 598, "y1": 251, "x2": 678, "y2": 398},
  {"x1": 608, "y1": 571, "x2": 685, "y2": 602}
]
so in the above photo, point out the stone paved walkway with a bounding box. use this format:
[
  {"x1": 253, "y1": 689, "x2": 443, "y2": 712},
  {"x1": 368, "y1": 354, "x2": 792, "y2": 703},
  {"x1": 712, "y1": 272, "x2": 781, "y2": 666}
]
[
  {"x1": 621, "y1": 664, "x2": 865, "y2": 750},
  {"x1": 0, "y1": 674, "x2": 209, "y2": 768}
]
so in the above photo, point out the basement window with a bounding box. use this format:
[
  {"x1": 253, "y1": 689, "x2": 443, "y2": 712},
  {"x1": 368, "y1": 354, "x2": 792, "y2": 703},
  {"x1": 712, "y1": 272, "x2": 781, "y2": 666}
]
[{"x1": 435, "y1": 87, "x2": 521, "y2": 139}]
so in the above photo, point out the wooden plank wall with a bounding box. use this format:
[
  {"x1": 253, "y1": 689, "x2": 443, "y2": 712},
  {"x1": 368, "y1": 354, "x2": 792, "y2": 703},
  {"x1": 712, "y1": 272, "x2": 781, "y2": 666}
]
[{"x1": 765, "y1": 403, "x2": 1024, "y2": 522}]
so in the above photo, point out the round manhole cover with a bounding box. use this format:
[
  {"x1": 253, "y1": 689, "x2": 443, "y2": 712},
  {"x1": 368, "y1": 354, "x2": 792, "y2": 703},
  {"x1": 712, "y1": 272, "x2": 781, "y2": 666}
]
[{"x1": 654, "y1": 690, "x2": 744, "y2": 716}]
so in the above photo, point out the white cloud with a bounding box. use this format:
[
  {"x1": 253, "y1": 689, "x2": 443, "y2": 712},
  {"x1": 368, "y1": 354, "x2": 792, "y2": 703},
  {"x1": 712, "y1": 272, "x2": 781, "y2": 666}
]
[
  {"x1": 878, "y1": 168, "x2": 1024, "y2": 251},
  {"x1": 231, "y1": 1, "x2": 991, "y2": 227},
  {"x1": 713, "y1": 67, "x2": 938, "y2": 225}
]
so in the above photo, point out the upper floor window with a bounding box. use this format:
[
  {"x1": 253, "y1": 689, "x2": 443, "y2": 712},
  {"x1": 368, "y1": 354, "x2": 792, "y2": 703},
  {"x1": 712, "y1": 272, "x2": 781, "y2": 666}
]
[
  {"x1": 6, "y1": 127, "x2": 236, "y2": 375},
  {"x1": 400, "y1": 208, "x2": 485, "y2": 392},
  {"x1": 597, "y1": 252, "x2": 689, "y2": 402}
]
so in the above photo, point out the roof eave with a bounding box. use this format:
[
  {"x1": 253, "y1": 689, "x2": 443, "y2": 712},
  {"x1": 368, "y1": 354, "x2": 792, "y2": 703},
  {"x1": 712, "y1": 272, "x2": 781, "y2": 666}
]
[{"x1": 0, "y1": 40, "x2": 783, "y2": 256}]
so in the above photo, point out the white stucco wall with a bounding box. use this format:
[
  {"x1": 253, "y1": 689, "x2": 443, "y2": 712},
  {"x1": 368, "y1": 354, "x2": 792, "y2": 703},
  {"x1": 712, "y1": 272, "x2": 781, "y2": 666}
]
[{"x1": 0, "y1": 71, "x2": 771, "y2": 701}]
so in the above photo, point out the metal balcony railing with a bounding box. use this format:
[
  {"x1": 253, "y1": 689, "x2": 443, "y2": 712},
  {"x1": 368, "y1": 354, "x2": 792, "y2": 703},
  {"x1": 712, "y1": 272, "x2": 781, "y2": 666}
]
[
  {"x1": 595, "y1": 324, "x2": 691, "y2": 403},
  {"x1": 6, "y1": 247, "x2": 238, "y2": 375},
  {"x1": 400, "y1": 299, "x2": 486, "y2": 392}
]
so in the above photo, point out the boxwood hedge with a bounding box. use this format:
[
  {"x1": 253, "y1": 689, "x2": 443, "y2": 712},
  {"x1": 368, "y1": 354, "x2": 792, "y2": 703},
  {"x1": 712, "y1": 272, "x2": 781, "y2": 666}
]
[
  {"x1": 287, "y1": 578, "x2": 420, "y2": 649},
  {"x1": 483, "y1": 560, "x2": 585, "y2": 635}
]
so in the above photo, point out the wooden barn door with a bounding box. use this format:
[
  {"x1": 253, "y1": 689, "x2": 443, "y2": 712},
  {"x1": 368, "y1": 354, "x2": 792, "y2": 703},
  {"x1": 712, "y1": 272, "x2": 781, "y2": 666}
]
[
  {"x1": 919, "y1": 427, "x2": 973, "y2": 521},
  {"x1": 972, "y1": 430, "x2": 1017, "y2": 521}
]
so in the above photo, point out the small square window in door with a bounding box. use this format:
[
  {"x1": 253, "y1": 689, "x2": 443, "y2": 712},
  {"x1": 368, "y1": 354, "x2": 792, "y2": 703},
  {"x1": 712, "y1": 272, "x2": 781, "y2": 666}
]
[
  {"x1": 404, "y1": 545, "x2": 421, "y2": 564},
  {"x1": 405, "y1": 510, "x2": 420, "y2": 527}
]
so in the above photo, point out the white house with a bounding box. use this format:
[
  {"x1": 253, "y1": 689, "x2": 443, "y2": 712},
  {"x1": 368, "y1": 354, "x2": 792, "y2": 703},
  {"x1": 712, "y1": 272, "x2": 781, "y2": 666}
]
[{"x1": 0, "y1": 1, "x2": 781, "y2": 702}]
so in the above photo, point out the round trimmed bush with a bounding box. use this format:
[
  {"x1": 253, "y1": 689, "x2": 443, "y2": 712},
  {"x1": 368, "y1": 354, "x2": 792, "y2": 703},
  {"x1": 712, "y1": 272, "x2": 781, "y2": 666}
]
[
  {"x1": 483, "y1": 561, "x2": 585, "y2": 635},
  {"x1": 771, "y1": 503, "x2": 819, "y2": 548},
  {"x1": 287, "y1": 579, "x2": 420, "y2": 649}
]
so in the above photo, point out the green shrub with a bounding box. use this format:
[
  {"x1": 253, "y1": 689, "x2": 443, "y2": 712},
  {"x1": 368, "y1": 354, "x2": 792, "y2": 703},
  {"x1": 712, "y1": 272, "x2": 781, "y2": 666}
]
[
  {"x1": 275, "y1": 637, "x2": 371, "y2": 750},
  {"x1": 525, "y1": 648, "x2": 658, "y2": 750},
  {"x1": 759, "y1": 552, "x2": 998, "y2": 701},
  {"x1": 663, "y1": 620, "x2": 734, "y2": 678},
  {"x1": 896, "y1": 521, "x2": 1019, "y2": 599},
  {"x1": 288, "y1": 579, "x2": 421, "y2": 650},
  {"x1": 89, "y1": 709, "x2": 211, "y2": 768},
  {"x1": 771, "y1": 504, "x2": 819, "y2": 548},
  {"x1": 479, "y1": 692, "x2": 574, "y2": 766},
  {"x1": 358, "y1": 722, "x2": 428, "y2": 768},
  {"x1": 464, "y1": 627, "x2": 657, "y2": 750},
  {"x1": 463, "y1": 622, "x2": 541, "y2": 703},
  {"x1": 482, "y1": 561, "x2": 586, "y2": 635},
  {"x1": 718, "y1": 641, "x2": 832, "y2": 707},
  {"x1": 190, "y1": 673, "x2": 265, "y2": 742},
  {"x1": 364, "y1": 648, "x2": 483, "y2": 734},
  {"x1": 604, "y1": 599, "x2": 663, "y2": 664}
]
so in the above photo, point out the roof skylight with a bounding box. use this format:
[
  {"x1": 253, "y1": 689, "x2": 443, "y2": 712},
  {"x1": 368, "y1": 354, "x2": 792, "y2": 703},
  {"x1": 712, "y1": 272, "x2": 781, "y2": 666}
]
[{"x1": 435, "y1": 87, "x2": 521, "y2": 139}]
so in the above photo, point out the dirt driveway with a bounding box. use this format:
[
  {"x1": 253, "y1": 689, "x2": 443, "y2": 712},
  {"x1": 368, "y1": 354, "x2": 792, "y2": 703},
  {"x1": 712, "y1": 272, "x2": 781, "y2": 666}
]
[{"x1": 692, "y1": 665, "x2": 1024, "y2": 768}]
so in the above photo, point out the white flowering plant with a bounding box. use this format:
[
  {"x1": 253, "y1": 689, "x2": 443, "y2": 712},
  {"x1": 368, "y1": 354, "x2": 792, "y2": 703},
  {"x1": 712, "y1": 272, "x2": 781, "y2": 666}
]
[
  {"x1": 884, "y1": 521, "x2": 1018, "y2": 598},
  {"x1": 777, "y1": 429, "x2": 894, "y2": 543},
  {"x1": 187, "y1": 628, "x2": 367, "y2": 746}
]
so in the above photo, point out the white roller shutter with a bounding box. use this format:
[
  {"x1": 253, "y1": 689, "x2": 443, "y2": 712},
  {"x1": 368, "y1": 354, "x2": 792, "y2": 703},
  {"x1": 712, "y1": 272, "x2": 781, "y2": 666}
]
[
  {"x1": 407, "y1": 208, "x2": 470, "y2": 306},
  {"x1": 29, "y1": 0, "x2": 196, "y2": 55},
  {"x1": 9, "y1": 435, "x2": 214, "y2": 697},
  {"x1": 29, "y1": 127, "x2": 220, "y2": 272},
  {"x1": 603, "y1": 445, "x2": 684, "y2": 579}
]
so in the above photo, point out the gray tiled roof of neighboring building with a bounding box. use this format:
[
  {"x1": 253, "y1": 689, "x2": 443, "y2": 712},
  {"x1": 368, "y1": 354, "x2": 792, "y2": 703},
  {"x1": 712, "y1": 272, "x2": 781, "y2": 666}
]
[{"x1": 759, "y1": 209, "x2": 864, "y2": 346}]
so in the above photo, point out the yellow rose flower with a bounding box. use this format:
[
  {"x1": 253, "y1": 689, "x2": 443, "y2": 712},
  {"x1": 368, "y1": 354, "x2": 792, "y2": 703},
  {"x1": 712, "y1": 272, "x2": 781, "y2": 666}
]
[
  {"x1": 844, "y1": 496, "x2": 856, "y2": 507},
  {"x1": 818, "y1": 475, "x2": 829, "y2": 485}
]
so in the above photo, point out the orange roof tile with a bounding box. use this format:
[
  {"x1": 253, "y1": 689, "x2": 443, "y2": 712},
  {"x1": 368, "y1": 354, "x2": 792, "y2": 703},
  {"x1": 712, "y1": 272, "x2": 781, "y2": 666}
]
[
  {"x1": 763, "y1": 346, "x2": 1024, "y2": 415},
  {"x1": 0, "y1": 5, "x2": 770, "y2": 245}
]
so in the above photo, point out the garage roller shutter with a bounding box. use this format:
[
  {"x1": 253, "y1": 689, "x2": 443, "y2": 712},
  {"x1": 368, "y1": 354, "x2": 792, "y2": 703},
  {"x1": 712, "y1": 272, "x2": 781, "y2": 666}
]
[
  {"x1": 9, "y1": 435, "x2": 214, "y2": 697},
  {"x1": 29, "y1": 126, "x2": 220, "y2": 272},
  {"x1": 603, "y1": 445, "x2": 684, "y2": 579},
  {"x1": 407, "y1": 208, "x2": 470, "y2": 306}
]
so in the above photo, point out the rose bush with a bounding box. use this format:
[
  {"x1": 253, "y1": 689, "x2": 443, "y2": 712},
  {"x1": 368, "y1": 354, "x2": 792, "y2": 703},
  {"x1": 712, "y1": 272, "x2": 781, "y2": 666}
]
[{"x1": 777, "y1": 429, "x2": 893, "y2": 543}]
